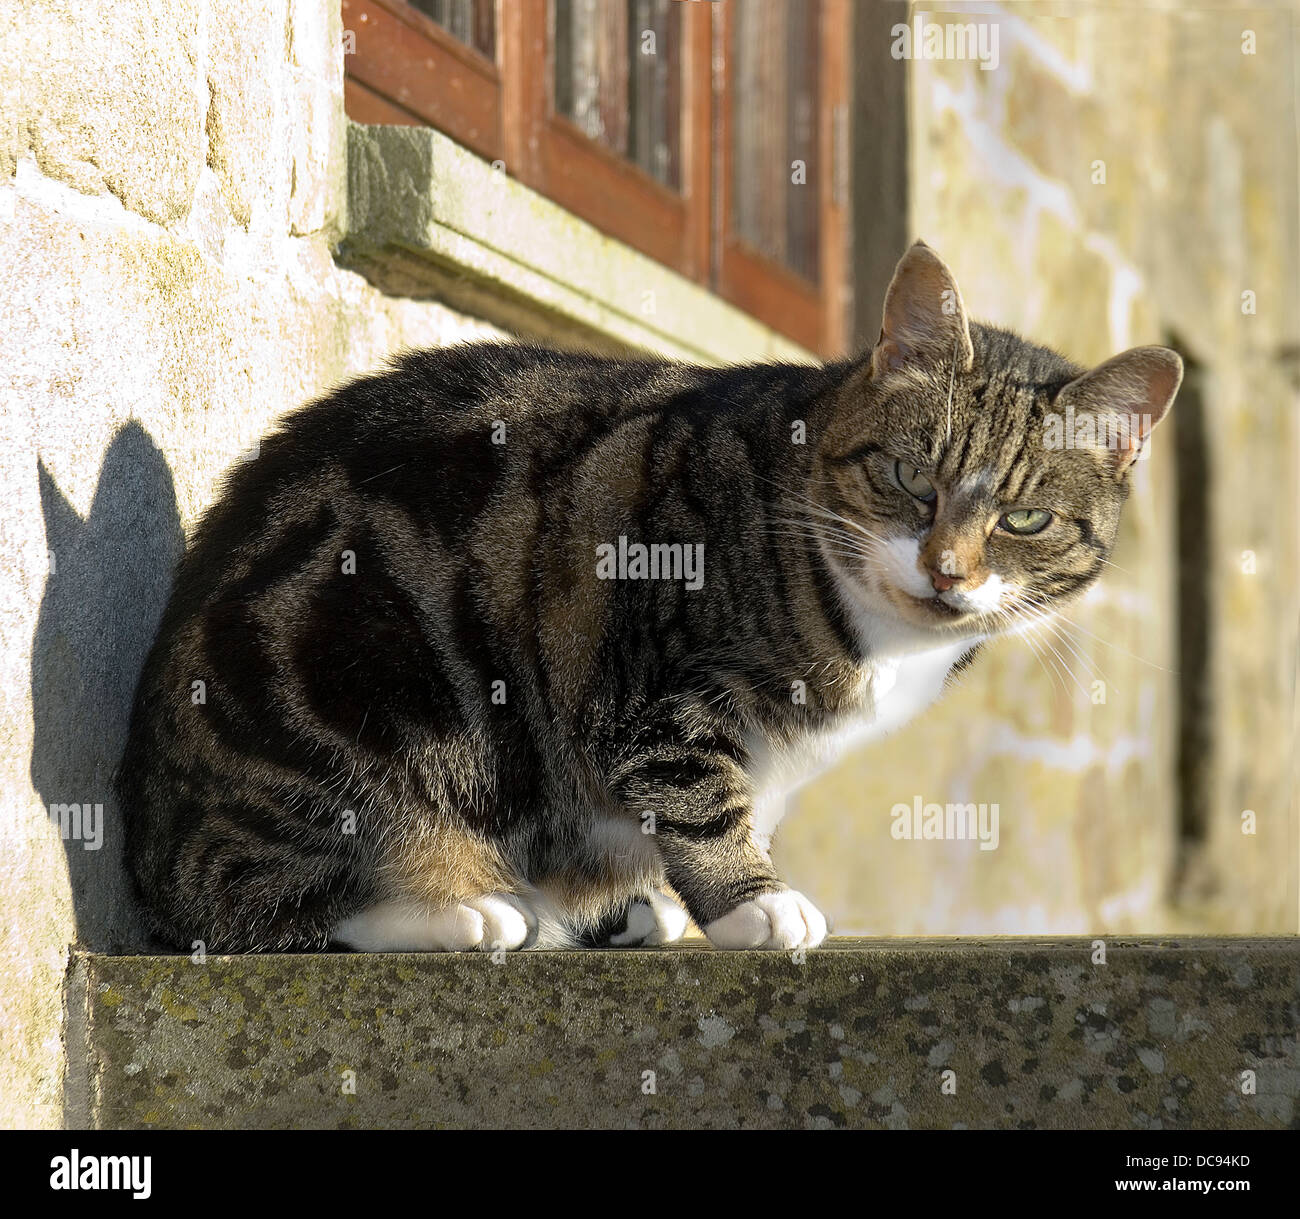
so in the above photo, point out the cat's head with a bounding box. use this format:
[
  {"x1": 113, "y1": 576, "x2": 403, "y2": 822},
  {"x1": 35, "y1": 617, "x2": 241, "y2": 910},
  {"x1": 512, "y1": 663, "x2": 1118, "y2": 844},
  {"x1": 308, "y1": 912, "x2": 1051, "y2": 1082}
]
[{"x1": 816, "y1": 240, "x2": 1181, "y2": 637}]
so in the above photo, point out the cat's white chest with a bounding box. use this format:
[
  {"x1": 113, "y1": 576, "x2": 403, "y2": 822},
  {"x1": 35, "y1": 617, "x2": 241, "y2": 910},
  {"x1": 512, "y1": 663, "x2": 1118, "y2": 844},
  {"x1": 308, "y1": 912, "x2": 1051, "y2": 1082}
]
[
  {"x1": 858, "y1": 648, "x2": 956, "y2": 739},
  {"x1": 748, "y1": 638, "x2": 977, "y2": 849}
]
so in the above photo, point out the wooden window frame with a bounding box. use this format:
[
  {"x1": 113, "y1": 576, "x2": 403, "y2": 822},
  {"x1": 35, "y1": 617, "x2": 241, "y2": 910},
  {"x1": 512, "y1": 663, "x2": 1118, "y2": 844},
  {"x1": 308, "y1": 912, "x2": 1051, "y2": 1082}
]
[
  {"x1": 342, "y1": 0, "x2": 504, "y2": 160},
  {"x1": 342, "y1": 0, "x2": 849, "y2": 355},
  {"x1": 715, "y1": 0, "x2": 849, "y2": 354},
  {"x1": 506, "y1": 1, "x2": 712, "y2": 282}
]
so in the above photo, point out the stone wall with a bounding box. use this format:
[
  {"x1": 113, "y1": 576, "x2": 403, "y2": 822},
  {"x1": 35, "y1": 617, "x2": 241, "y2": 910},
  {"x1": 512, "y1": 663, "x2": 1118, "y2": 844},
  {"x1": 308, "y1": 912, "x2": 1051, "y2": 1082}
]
[{"x1": 0, "y1": 0, "x2": 508, "y2": 1127}]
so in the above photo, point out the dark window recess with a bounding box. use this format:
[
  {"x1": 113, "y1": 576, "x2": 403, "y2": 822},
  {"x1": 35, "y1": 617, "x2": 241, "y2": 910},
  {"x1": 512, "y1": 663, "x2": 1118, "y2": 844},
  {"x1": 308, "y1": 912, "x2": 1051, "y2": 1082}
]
[
  {"x1": 730, "y1": 0, "x2": 821, "y2": 282},
  {"x1": 1169, "y1": 342, "x2": 1214, "y2": 896},
  {"x1": 554, "y1": 0, "x2": 682, "y2": 189},
  {"x1": 411, "y1": 0, "x2": 495, "y2": 59}
]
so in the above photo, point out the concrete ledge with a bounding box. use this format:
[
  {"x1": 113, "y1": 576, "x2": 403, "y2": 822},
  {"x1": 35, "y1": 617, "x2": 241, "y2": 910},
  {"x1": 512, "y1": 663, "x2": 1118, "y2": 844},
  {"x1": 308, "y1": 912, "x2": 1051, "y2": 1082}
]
[
  {"x1": 66, "y1": 938, "x2": 1299, "y2": 1130},
  {"x1": 339, "y1": 123, "x2": 815, "y2": 365}
]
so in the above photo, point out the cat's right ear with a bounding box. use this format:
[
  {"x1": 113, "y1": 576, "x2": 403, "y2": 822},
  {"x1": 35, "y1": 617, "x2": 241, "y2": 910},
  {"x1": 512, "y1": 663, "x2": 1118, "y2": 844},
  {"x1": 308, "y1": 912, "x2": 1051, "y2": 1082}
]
[
  {"x1": 872, "y1": 240, "x2": 975, "y2": 378},
  {"x1": 1053, "y1": 345, "x2": 1183, "y2": 472}
]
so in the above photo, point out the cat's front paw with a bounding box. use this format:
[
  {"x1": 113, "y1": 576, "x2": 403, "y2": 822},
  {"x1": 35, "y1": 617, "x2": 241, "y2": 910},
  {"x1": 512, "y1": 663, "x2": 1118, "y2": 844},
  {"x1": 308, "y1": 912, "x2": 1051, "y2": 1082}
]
[
  {"x1": 609, "y1": 889, "x2": 690, "y2": 946},
  {"x1": 704, "y1": 890, "x2": 827, "y2": 950}
]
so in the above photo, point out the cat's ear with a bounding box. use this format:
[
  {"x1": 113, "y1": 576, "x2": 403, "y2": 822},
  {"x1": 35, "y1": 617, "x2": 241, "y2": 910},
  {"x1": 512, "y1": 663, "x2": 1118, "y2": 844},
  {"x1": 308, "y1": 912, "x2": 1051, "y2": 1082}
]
[
  {"x1": 871, "y1": 240, "x2": 975, "y2": 378},
  {"x1": 1054, "y1": 346, "x2": 1183, "y2": 473}
]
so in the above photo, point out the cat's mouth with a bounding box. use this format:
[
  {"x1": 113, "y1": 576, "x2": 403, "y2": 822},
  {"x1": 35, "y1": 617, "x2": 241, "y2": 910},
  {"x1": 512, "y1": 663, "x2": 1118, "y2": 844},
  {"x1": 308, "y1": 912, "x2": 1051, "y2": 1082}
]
[
  {"x1": 891, "y1": 589, "x2": 980, "y2": 626},
  {"x1": 909, "y1": 593, "x2": 969, "y2": 619}
]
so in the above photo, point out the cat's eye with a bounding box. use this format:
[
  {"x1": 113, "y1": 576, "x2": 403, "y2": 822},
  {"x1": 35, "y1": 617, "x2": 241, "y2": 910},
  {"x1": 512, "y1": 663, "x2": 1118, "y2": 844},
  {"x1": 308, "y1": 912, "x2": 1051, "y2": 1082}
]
[
  {"x1": 894, "y1": 461, "x2": 936, "y2": 503},
  {"x1": 1000, "y1": 508, "x2": 1053, "y2": 535}
]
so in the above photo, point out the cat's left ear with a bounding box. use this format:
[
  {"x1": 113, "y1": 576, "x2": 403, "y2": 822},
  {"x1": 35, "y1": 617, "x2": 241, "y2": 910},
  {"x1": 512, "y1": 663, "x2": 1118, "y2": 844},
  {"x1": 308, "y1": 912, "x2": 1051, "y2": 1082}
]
[
  {"x1": 872, "y1": 241, "x2": 975, "y2": 378},
  {"x1": 1054, "y1": 345, "x2": 1183, "y2": 474}
]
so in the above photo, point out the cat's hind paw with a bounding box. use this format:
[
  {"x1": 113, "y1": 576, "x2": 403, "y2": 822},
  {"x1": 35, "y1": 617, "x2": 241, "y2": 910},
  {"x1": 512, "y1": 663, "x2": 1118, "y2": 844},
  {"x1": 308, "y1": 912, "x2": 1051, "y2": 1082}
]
[
  {"x1": 331, "y1": 892, "x2": 536, "y2": 952},
  {"x1": 609, "y1": 889, "x2": 690, "y2": 947},
  {"x1": 703, "y1": 890, "x2": 827, "y2": 950}
]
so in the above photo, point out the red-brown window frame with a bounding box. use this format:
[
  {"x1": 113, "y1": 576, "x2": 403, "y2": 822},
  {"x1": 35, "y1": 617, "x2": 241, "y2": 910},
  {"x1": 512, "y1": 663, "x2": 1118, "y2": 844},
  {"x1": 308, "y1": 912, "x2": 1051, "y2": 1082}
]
[
  {"x1": 341, "y1": 0, "x2": 849, "y2": 355},
  {"x1": 343, "y1": 0, "x2": 505, "y2": 162},
  {"x1": 716, "y1": 0, "x2": 848, "y2": 354}
]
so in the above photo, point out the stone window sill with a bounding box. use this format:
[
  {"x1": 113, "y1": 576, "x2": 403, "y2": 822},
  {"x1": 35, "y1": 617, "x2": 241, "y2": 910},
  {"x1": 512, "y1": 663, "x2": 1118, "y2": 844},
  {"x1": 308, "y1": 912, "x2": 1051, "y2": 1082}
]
[{"x1": 339, "y1": 123, "x2": 817, "y2": 366}]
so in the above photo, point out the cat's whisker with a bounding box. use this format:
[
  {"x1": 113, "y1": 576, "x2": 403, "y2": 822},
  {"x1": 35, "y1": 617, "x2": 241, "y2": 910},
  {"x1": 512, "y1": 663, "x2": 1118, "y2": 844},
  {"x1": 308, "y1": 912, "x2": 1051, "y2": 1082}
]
[
  {"x1": 766, "y1": 530, "x2": 884, "y2": 563},
  {"x1": 1015, "y1": 621, "x2": 1071, "y2": 699},
  {"x1": 766, "y1": 512, "x2": 891, "y2": 551},
  {"x1": 1039, "y1": 606, "x2": 1176, "y2": 675},
  {"x1": 765, "y1": 516, "x2": 886, "y2": 547},
  {"x1": 1011, "y1": 589, "x2": 1167, "y2": 686},
  {"x1": 1021, "y1": 622, "x2": 1093, "y2": 701},
  {"x1": 763, "y1": 521, "x2": 886, "y2": 565},
  {"x1": 769, "y1": 512, "x2": 887, "y2": 539},
  {"x1": 1008, "y1": 593, "x2": 1104, "y2": 680},
  {"x1": 1046, "y1": 623, "x2": 1112, "y2": 692},
  {"x1": 998, "y1": 603, "x2": 1093, "y2": 700},
  {"x1": 1030, "y1": 631, "x2": 1097, "y2": 692},
  {"x1": 764, "y1": 532, "x2": 881, "y2": 569},
  {"x1": 750, "y1": 471, "x2": 893, "y2": 548},
  {"x1": 987, "y1": 606, "x2": 1058, "y2": 694},
  {"x1": 776, "y1": 503, "x2": 890, "y2": 549}
]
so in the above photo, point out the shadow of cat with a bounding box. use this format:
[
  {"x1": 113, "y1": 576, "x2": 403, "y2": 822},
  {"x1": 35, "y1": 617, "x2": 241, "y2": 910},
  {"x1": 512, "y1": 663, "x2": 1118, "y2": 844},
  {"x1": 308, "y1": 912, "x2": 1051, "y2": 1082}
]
[{"x1": 30, "y1": 420, "x2": 183, "y2": 952}]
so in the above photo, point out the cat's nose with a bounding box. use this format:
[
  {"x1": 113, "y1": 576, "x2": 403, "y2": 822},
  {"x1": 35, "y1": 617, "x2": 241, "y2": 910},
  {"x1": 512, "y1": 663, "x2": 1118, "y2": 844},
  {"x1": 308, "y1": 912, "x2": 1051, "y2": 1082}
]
[{"x1": 928, "y1": 567, "x2": 964, "y2": 592}]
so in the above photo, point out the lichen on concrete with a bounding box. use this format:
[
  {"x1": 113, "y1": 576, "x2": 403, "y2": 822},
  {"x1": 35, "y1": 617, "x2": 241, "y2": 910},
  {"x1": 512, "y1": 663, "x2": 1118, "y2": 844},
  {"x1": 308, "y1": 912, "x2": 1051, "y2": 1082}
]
[{"x1": 69, "y1": 939, "x2": 1300, "y2": 1129}]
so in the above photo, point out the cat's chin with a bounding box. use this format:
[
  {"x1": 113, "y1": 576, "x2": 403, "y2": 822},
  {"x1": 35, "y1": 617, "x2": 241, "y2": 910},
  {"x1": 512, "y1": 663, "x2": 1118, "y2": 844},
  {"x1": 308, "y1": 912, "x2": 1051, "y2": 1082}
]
[
  {"x1": 841, "y1": 576, "x2": 981, "y2": 636},
  {"x1": 892, "y1": 590, "x2": 979, "y2": 630}
]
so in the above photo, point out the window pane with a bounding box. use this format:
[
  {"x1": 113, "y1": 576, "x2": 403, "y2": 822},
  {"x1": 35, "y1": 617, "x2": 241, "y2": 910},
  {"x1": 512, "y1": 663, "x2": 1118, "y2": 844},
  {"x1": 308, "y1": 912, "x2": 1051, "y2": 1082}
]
[
  {"x1": 731, "y1": 0, "x2": 821, "y2": 281},
  {"x1": 411, "y1": 0, "x2": 495, "y2": 60},
  {"x1": 554, "y1": 0, "x2": 682, "y2": 190}
]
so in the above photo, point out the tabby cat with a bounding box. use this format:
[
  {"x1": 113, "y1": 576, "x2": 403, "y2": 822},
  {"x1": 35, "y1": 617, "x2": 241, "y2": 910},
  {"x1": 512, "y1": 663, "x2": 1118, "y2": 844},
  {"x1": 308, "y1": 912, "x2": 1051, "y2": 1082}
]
[{"x1": 117, "y1": 242, "x2": 1181, "y2": 952}]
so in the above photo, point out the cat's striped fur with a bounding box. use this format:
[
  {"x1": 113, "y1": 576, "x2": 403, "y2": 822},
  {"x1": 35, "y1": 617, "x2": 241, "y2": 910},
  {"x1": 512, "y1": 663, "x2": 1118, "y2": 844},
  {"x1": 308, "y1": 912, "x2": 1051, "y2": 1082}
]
[{"x1": 118, "y1": 243, "x2": 1180, "y2": 951}]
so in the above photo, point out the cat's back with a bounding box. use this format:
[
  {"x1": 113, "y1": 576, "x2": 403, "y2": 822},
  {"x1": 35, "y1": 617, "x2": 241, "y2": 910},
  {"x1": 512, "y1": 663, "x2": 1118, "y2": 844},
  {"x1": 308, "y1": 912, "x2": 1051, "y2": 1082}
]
[
  {"x1": 154, "y1": 341, "x2": 836, "y2": 640},
  {"x1": 225, "y1": 341, "x2": 827, "y2": 501}
]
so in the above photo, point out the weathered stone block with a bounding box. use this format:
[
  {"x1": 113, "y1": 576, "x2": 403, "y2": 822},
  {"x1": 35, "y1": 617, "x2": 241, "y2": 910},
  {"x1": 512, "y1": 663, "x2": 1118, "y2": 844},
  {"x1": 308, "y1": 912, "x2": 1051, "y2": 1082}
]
[
  {"x1": 8, "y1": 0, "x2": 206, "y2": 225},
  {"x1": 67, "y1": 940, "x2": 1300, "y2": 1129}
]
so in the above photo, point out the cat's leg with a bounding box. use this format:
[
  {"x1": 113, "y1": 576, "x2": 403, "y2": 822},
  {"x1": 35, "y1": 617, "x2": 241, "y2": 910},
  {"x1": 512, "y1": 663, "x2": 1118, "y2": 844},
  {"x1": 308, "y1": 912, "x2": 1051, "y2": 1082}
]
[
  {"x1": 702, "y1": 890, "x2": 828, "y2": 950},
  {"x1": 580, "y1": 888, "x2": 691, "y2": 947},
  {"x1": 612, "y1": 889, "x2": 691, "y2": 946},
  {"x1": 608, "y1": 704, "x2": 828, "y2": 951},
  {"x1": 531, "y1": 809, "x2": 680, "y2": 947},
  {"x1": 331, "y1": 892, "x2": 536, "y2": 952}
]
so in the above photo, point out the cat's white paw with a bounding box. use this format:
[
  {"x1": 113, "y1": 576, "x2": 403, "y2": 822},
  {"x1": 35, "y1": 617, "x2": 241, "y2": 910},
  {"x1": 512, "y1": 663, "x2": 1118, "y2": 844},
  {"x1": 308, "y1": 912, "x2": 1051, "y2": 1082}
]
[
  {"x1": 332, "y1": 892, "x2": 535, "y2": 952},
  {"x1": 704, "y1": 890, "x2": 827, "y2": 950},
  {"x1": 609, "y1": 889, "x2": 690, "y2": 946},
  {"x1": 465, "y1": 893, "x2": 535, "y2": 951}
]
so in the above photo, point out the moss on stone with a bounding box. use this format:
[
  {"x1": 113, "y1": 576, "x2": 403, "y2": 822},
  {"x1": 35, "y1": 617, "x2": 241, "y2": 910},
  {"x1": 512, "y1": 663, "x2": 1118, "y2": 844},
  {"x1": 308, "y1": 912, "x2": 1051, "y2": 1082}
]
[{"x1": 67, "y1": 939, "x2": 1300, "y2": 1130}]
